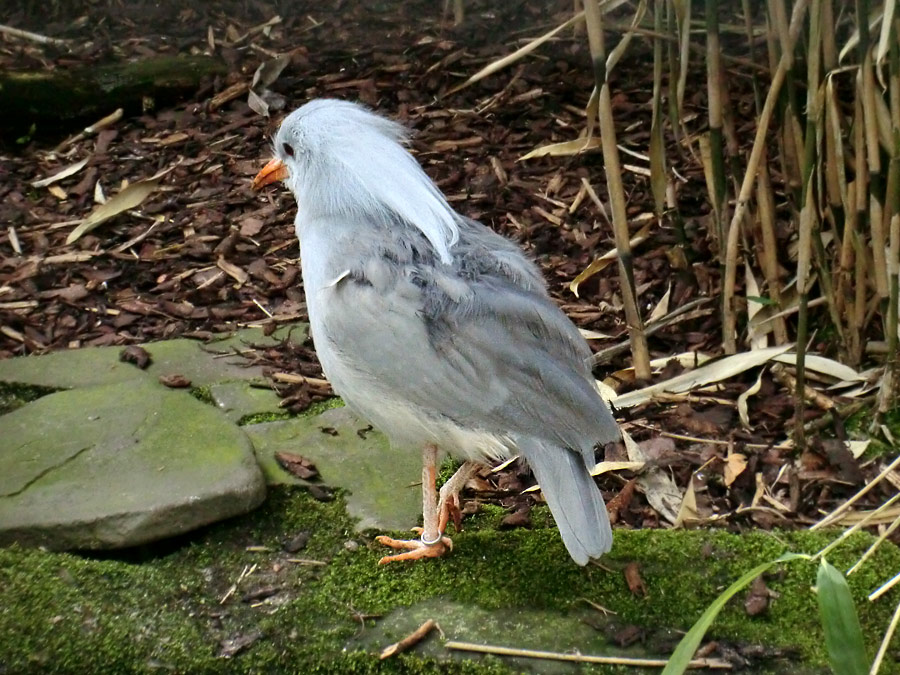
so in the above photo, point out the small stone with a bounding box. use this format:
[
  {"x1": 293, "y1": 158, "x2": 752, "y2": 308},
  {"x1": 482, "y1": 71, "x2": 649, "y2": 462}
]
[
  {"x1": 282, "y1": 531, "x2": 310, "y2": 553},
  {"x1": 343, "y1": 540, "x2": 359, "y2": 552}
]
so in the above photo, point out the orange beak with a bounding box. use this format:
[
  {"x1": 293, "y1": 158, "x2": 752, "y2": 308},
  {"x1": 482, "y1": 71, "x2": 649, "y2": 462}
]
[{"x1": 251, "y1": 158, "x2": 289, "y2": 190}]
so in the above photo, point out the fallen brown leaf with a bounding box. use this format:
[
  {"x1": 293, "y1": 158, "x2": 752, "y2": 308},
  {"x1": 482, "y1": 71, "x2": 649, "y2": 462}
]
[
  {"x1": 158, "y1": 374, "x2": 192, "y2": 388},
  {"x1": 119, "y1": 345, "x2": 151, "y2": 369},
  {"x1": 276, "y1": 452, "x2": 319, "y2": 479},
  {"x1": 624, "y1": 562, "x2": 647, "y2": 597}
]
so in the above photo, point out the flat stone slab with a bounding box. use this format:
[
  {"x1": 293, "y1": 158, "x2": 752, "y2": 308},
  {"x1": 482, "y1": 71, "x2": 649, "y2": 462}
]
[
  {"x1": 0, "y1": 344, "x2": 149, "y2": 389},
  {"x1": 244, "y1": 407, "x2": 421, "y2": 532},
  {"x1": 209, "y1": 381, "x2": 284, "y2": 423},
  {"x1": 0, "y1": 379, "x2": 266, "y2": 550},
  {"x1": 0, "y1": 324, "x2": 308, "y2": 390},
  {"x1": 350, "y1": 598, "x2": 626, "y2": 674}
]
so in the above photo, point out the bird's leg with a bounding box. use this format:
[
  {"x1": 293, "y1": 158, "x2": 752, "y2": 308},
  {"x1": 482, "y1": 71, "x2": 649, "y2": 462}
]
[
  {"x1": 437, "y1": 461, "x2": 478, "y2": 534},
  {"x1": 376, "y1": 444, "x2": 453, "y2": 564}
]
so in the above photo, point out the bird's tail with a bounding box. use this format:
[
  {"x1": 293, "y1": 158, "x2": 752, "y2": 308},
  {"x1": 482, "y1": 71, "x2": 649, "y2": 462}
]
[{"x1": 517, "y1": 438, "x2": 612, "y2": 565}]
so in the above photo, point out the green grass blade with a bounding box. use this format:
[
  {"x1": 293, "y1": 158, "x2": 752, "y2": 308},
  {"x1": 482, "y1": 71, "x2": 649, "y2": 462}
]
[
  {"x1": 816, "y1": 558, "x2": 869, "y2": 675},
  {"x1": 662, "y1": 553, "x2": 809, "y2": 675}
]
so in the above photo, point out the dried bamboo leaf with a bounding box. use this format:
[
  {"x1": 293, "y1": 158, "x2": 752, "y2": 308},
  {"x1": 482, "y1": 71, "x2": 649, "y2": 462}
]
[
  {"x1": 569, "y1": 222, "x2": 652, "y2": 296},
  {"x1": 772, "y1": 353, "x2": 865, "y2": 381},
  {"x1": 449, "y1": 10, "x2": 586, "y2": 92},
  {"x1": 745, "y1": 263, "x2": 769, "y2": 350},
  {"x1": 614, "y1": 345, "x2": 793, "y2": 408},
  {"x1": 247, "y1": 89, "x2": 269, "y2": 117},
  {"x1": 519, "y1": 137, "x2": 601, "y2": 161},
  {"x1": 623, "y1": 428, "x2": 682, "y2": 524},
  {"x1": 251, "y1": 54, "x2": 291, "y2": 91},
  {"x1": 31, "y1": 158, "x2": 89, "y2": 188},
  {"x1": 590, "y1": 460, "x2": 646, "y2": 476},
  {"x1": 66, "y1": 178, "x2": 160, "y2": 244},
  {"x1": 605, "y1": 0, "x2": 647, "y2": 75},
  {"x1": 579, "y1": 328, "x2": 614, "y2": 339},
  {"x1": 673, "y1": 476, "x2": 699, "y2": 528},
  {"x1": 737, "y1": 370, "x2": 764, "y2": 428},
  {"x1": 647, "y1": 284, "x2": 671, "y2": 323},
  {"x1": 723, "y1": 452, "x2": 748, "y2": 486}
]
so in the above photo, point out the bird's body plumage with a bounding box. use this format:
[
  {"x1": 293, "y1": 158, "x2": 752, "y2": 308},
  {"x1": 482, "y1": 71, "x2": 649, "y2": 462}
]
[{"x1": 271, "y1": 99, "x2": 619, "y2": 564}]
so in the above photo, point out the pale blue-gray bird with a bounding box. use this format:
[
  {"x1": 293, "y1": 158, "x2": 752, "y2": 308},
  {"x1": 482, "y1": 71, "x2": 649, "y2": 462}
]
[{"x1": 252, "y1": 99, "x2": 619, "y2": 565}]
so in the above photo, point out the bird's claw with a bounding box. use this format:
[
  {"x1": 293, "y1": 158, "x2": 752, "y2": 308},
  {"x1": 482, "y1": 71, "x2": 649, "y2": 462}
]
[
  {"x1": 439, "y1": 495, "x2": 464, "y2": 534},
  {"x1": 375, "y1": 528, "x2": 453, "y2": 564}
]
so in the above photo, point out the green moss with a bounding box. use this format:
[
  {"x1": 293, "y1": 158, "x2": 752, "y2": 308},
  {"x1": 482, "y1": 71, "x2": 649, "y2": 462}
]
[
  {"x1": 302, "y1": 396, "x2": 345, "y2": 417},
  {"x1": 2, "y1": 488, "x2": 899, "y2": 673},
  {"x1": 237, "y1": 410, "x2": 292, "y2": 425},
  {"x1": 437, "y1": 455, "x2": 462, "y2": 487},
  {"x1": 0, "y1": 381, "x2": 59, "y2": 415},
  {"x1": 237, "y1": 397, "x2": 344, "y2": 426},
  {"x1": 844, "y1": 404, "x2": 900, "y2": 457},
  {"x1": 189, "y1": 384, "x2": 214, "y2": 405}
]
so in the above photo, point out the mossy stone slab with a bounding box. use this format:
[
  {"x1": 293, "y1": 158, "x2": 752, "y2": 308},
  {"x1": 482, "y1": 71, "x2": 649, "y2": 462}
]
[
  {"x1": 0, "y1": 324, "x2": 309, "y2": 391},
  {"x1": 244, "y1": 407, "x2": 421, "y2": 532},
  {"x1": 0, "y1": 345, "x2": 148, "y2": 389},
  {"x1": 350, "y1": 598, "x2": 620, "y2": 673},
  {"x1": 139, "y1": 338, "x2": 267, "y2": 386},
  {"x1": 209, "y1": 381, "x2": 284, "y2": 423},
  {"x1": 205, "y1": 323, "x2": 309, "y2": 352},
  {"x1": 144, "y1": 324, "x2": 310, "y2": 387},
  {"x1": 0, "y1": 379, "x2": 266, "y2": 550}
]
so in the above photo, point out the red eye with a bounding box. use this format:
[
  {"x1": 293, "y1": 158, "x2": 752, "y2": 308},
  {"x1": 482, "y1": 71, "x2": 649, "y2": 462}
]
[{"x1": 282, "y1": 143, "x2": 295, "y2": 157}]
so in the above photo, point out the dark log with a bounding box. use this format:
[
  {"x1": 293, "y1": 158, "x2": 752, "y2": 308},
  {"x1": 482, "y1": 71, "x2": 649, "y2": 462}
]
[{"x1": 0, "y1": 55, "x2": 227, "y2": 142}]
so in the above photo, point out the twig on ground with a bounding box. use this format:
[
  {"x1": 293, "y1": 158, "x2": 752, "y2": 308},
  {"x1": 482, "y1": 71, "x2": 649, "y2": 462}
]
[
  {"x1": 380, "y1": 619, "x2": 437, "y2": 660},
  {"x1": 0, "y1": 23, "x2": 69, "y2": 47},
  {"x1": 444, "y1": 641, "x2": 732, "y2": 669}
]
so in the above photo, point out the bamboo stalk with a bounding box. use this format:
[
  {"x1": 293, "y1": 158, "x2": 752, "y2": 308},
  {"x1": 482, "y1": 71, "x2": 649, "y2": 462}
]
[
  {"x1": 878, "y1": 21, "x2": 900, "y2": 416},
  {"x1": 756, "y1": 148, "x2": 790, "y2": 344},
  {"x1": 649, "y1": 0, "x2": 668, "y2": 219},
  {"x1": 706, "y1": 0, "x2": 728, "y2": 260},
  {"x1": 792, "y1": 0, "x2": 826, "y2": 449},
  {"x1": 740, "y1": 0, "x2": 764, "y2": 114},
  {"x1": 859, "y1": 0, "x2": 889, "y2": 299},
  {"x1": 722, "y1": 0, "x2": 811, "y2": 354},
  {"x1": 768, "y1": 0, "x2": 805, "y2": 199},
  {"x1": 445, "y1": 641, "x2": 733, "y2": 669},
  {"x1": 584, "y1": 0, "x2": 651, "y2": 379}
]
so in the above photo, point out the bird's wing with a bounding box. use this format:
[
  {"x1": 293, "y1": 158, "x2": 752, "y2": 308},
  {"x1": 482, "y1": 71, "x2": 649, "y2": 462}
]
[{"x1": 317, "y1": 254, "x2": 618, "y2": 451}]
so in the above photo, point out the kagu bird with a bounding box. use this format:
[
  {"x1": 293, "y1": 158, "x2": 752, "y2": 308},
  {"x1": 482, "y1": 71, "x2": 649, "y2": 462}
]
[{"x1": 252, "y1": 99, "x2": 619, "y2": 565}]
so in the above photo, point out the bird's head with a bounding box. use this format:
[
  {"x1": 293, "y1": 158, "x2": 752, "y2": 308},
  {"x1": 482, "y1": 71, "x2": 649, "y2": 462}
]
[{"x1": 252, "y1": 98, "x2": 459, "y2": 263}]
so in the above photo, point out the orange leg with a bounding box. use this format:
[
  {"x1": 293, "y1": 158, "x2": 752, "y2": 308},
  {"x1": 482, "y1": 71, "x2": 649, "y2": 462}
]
[
  {"x1": 437, "y1": 461, "x2": 477, "y2": 533},
  {"x1": 376, "y1": 452, "x2": 480, "y2": 564},
  {"x1": 376, "y1": 445, "x2": 452, "y2": 564}
]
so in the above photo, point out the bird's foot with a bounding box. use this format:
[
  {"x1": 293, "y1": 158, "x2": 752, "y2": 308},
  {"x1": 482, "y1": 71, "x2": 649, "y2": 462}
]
[
  {"x1": 375, "y1": 527, "x2": 453, "y2": 564},
  {"x1": 439, "y1": 495, "x2": 464, "y2": 534}
]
